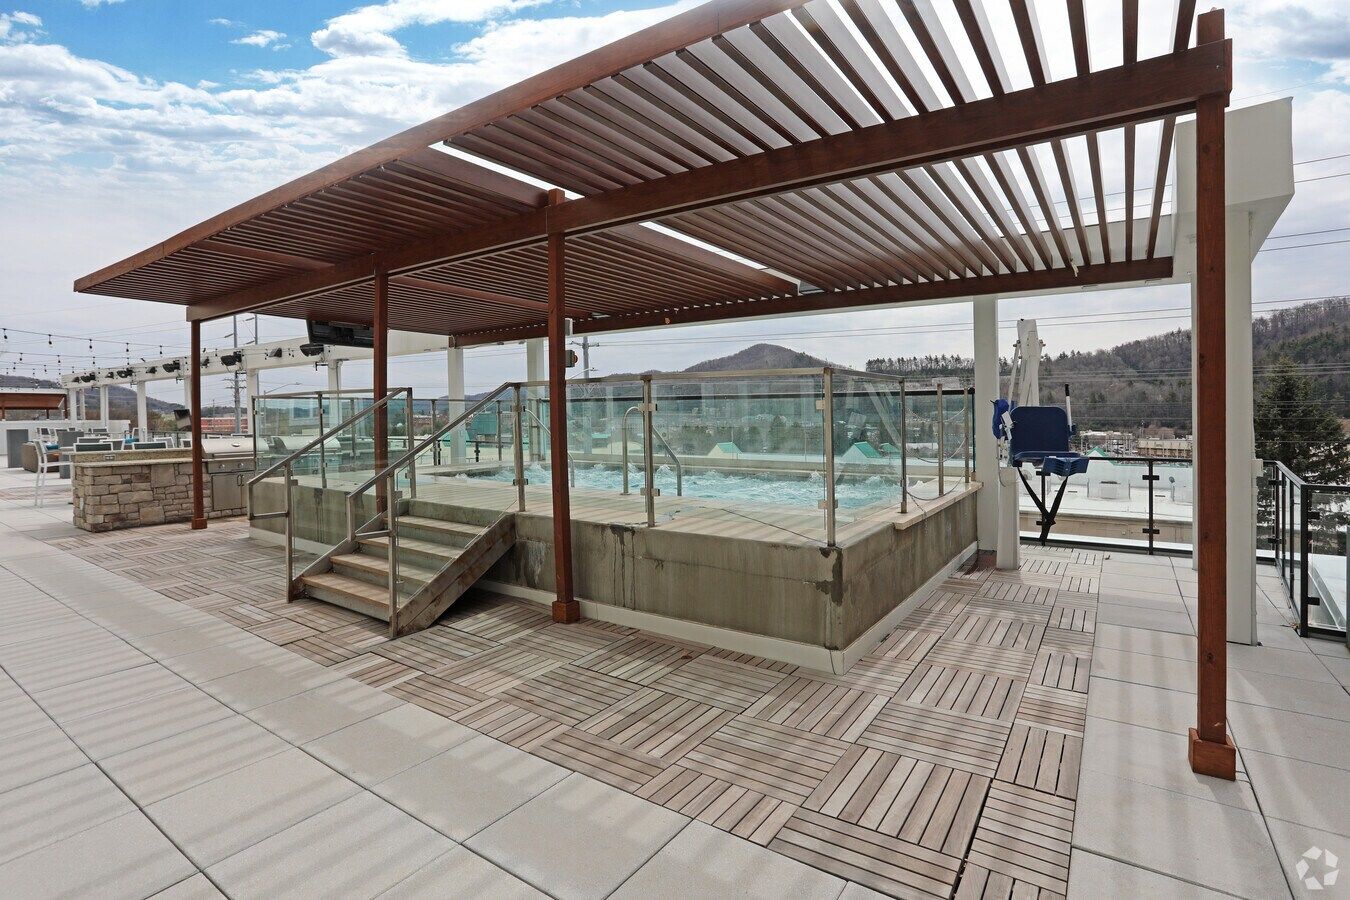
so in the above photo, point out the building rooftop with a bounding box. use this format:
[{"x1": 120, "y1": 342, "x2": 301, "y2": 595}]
[{"x1": 2, "y1": 466, "x2": 1343, "y2": 898}]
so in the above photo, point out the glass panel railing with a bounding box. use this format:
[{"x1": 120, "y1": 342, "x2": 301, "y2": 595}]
[
  {"x1": 1306, "y1": 488, "x2": 1348, "y2": 634},
  {"x1": 1014, "y1": 455, "x2": 1195, "y2": 554},
  {"x1": 648, "y1": 372, "x2": 828, "y2": 543}
]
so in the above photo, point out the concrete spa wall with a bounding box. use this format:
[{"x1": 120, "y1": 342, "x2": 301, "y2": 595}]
[{"x1": 254, "y1": 482, "x2": 977, "y2": 652}]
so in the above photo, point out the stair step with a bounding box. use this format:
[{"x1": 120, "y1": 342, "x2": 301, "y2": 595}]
[
  {"x1": 396, "y1": 515, "x2": 483, "y2": 547},
  {"x1": 331, "y1": 552, "x2": 441, "y2": 589},
  {"x1": 358, "y1": 535, "x2": 459, "y2": 568},
  {"x1": 298, "y1": 572, "x2": 393, "y2": 621}
]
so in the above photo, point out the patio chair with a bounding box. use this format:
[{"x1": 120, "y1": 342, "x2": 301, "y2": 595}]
[{"x1": 30, "y1": 440, "x2": 56, "y2": 507}]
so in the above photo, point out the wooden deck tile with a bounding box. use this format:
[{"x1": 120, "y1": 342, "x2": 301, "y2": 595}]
[
  {"x1": 637, "y1": 765, "x2": 797, "y2": 845},
  {"x1": 1014, "y1": 684, "x2": 1088, "y2": 735},
  {"x1": 902, "y1": 608, "x2": 960, "y2": 634},
  {"x1": 744, "y1": 676, "x2": 888, "y2": 741},
  {"x1": 1038, "y1": 628, "x2": 1095, "y2": 657},
  {"x1": 926, "y1": 641, "x2": 1037, "y2": 680},
  {"x1": 288, "y1": 633, "x2": 362, "y2": 666},
  {"x1": 278, "y1": 599, "x2": 366, "y2": 631},
  {"x1": 574, "y1": 635, "x2": 702, "y2": 685},
  {"x1": 919, "y1": 590, "x2": 972, "y2": 614},
  {"x1": 804, "y1": 745, "x2": 989, "y2": 856},
  {"x1": 1063, "y1": 575, "x2": 1098, "y2": 594},
  {"x1": 534, "y1": 727, "x2": 665, "y2": 792},
  {"x1": 948, "y1": 614, "x2": 1045, "y2": 650},
  {"x1": 331, "y1": 653, "x2": 419, "y2": 689},
  {"x1": 770, "y1": 808, "x2": 961, "y2": 899},
  {"x1": 797, "y1": 656, "x2": 917, "y2": 696},
  {"x1": 896, "y1": 665, "x2": 1025, "y2": 722},
  {"x1": 966, "y1": 781, "x2": 1074, "y2": 895},
  {"x1": 388, "y1": 672, "x2": 489, "y2": 718},
  {"x1": 858, "y1": 701, "x2": 1011, "y2": 778},
  {"x1": 434, "y1": 644, "x2": 562, "y2": 695},
  {"x1": 1030, "y1": 649, "x2": 1091, "y2": 692},
  {"x1": 680, "y1": 717, "x2": 849, "y2": 803},
  {"x1": 1047, "y1": 605, "x2": 1095, "y2": 633},
  {"x1": 320, "y1": 620, "x2": 389, "y2": 654},
  {"x1": 246, "y1": 616, "x2": 320, "y2": 646},
  {"x1": 215, "y1": 603, "x2": 276, "y2": 630},
  {"x1": 652, "y1": 654, "x2": 790, "y2": 711},
  {"x1": 501, "y1": 663, "x2": 638, "y2": 725},
  {"x1": 868, "y1": 628, "x2": 940, "y2": 663},
  {"x1": 995, "y1": 724, "x2": 1082, "y2": 800},
  {"x1": 978, "y1": 580, "x2": 1056, "y2": 606},
  {"x1": 703, "y1": 647, "x2": 798, "y2": 674},
  {"x1": 963, "y1": 597, "x2": 1053, "y2": 625},
  {"x1": 956, "y1": 863, "x2": 1066, "y2": 900},
  {"x1": 512, "y1": 622, "x2": 626, "y2": 662},
  {"x1": 454, "y1": 698, "x2": 566, "y2": 751},
  {"x1": 374, "y1": 627, "x2": 497, "y2": 671},
  {"x1": 577, "y1": 686, "x2": 735, "y2": 760},
  {"x1": 443, "y1": 595, "x2": 551, "y2": 642}
]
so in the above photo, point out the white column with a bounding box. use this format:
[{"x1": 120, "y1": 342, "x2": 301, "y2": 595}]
[
  {"x1": 446, "y1": 347, "x2": 466, "y2": 463},
  {"x1": 1187, "y1": 208, "x2": 1258, "y2": 644},
  {"x1": 525, "y1": 339, "x2": 547, "y2": 382},
  {"x1": 973, "y1": 296, "x2": 999, "y2": 552},
  {"x1": 326, "y1": 359, "x2": 342, "y2": 394},
  {"x1": 1225, "y1": 209, "x2": 1257, "y2": 645},
  {"x1": 245, "y1": 370, "x2": 261, "y2": 435},
  {"x1": 99, "y1": 385, "x2": 110, "y2": 426},
  {"x1": 135, "y1": 382, "x2": 149, "y2": 440},
  {"x1": 66, "y1": 389, "x2": 77, "y2": 423}
]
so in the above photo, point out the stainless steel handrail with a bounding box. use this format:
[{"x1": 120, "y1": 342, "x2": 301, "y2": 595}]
[
  {"x1": 520, "y1": 405, "x2": 576, "y2": 488},
  {"x1": 345, "y1": 383, "x2": 514, "y2": 505},
  {"x1": 247, "y1": 387, "x2": 411, "y2": 501},
  {"x1": 620, "y1": 406, "x2": 683, "y2": 497}
]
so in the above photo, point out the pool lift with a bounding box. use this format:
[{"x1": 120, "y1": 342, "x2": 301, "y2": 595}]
[{"x1": 994, "y1": 319, "x2": 1090, "y2": 570}]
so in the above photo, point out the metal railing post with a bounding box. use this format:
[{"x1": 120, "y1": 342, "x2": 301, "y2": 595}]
[
  {"x1": 936, "y1": 383, "x2": 945, "y2": 497},
  {"x1": 496, "y1": 399, "x2": 504, "y2": 461},
  {"x1": 899, "y1": 381, "x2": 907, "y2": 515},
  {"x1": 283, "y1": 462, "x2": 294, "y2": 601},
  {"x1": 621, "y1": 411, "x2": 631, "y2": 495},
  {"x1": 963, "y1": 386, "x2": 970, "y2": 484},
  {"x1": 317, "y1": 394, "x2": 326, "y2": 489},
  {"x1": 822, "y1": 368, "x2": 837, "y2": 546},
  {"x1": 1298, "y1": 482, "x2": 1310, "y2": 637},
  {"x1": 513, "y1": 385, "x2": 526, "y2": 512},
  {"x1": 387, "y1": 471, "x2": 399, "y2": 635},
  {"x1": 642, "y1": 378, "x2": 657, "y2": 527},
  {"x1": 1146, "y1": 459, "x2": 1157, "y2": 555},
  {"x1": 405, "y1": 390, "x2": 417, "y2": 499}
]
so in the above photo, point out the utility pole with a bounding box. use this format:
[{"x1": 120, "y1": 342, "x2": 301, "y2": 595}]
[
  {"x1": 581, "y1": 336, "x2": 591, "y2": 377},
  {"x1": 231, "y1": 315, "x2": 241, "y2": 433}
]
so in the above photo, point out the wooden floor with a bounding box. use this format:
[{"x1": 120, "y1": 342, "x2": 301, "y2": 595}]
[{"x1": 46, "y1": 519, "x2": 1097, "y2": 899}]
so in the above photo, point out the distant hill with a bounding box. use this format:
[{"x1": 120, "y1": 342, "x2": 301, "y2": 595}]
[
  {"x1": 865, "y1": 296, "x2": 1349, "y2": 432},
  {"x1": 682, "y1": 342, "x2": 837, "y2": 373}
]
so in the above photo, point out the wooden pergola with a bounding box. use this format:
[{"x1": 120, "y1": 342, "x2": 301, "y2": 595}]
[
  {"x1": 0, "y1": 389, "x2": 68, "y2": 419},
  {"x1": 75, "y1": 0, "x2": 1235, "y2": 778}
]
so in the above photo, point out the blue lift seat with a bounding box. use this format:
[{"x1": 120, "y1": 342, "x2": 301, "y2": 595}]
[{"x1": 1003, "y1": 405, "x2": 1090, "y2": 543}]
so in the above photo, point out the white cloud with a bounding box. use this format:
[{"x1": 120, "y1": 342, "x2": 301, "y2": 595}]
[
  {"x1": 0, "y1": 10, "x2": 41, "y2": 43},
  {"x1": 209, "y1": 18, "x2": 241, "y2": 28},
  {"x1": 311, "y1": 0, "x2": 548, "y2": 58},
  {"x1": 1230, "y1": 0, "x2": 1350, "y2": 62},
  {"x1": 232, "y1": 29, "x2": 289, "y2": 50},
  {"x1": 78, "y1": 0, "x2": 124, "y2": 7}
]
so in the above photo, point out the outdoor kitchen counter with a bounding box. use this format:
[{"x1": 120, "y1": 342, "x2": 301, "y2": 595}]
[{"x1": 72, "y1": 447, "x2": 250, "y2": 531}]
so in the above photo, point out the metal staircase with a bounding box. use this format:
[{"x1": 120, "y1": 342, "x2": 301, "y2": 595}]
[{"x1": 248, "y1": 384, "x2": 521, "y2": 638}]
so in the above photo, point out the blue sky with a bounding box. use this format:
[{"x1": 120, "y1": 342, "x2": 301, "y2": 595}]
[{"x1": 0, "y1": 0, "x2": 1348, "y2": 406}]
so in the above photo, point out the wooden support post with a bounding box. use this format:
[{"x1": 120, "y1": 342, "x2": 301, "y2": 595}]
[
  {"x1": 1189, "y1": 8, "x2": 1236, "y2": 781},
  {"x1": 189, "y1": 319, "x2": 206, "y2": 530},
  {"x1": 547, "y1": 189, "x2": 579, "y2": 623},
  {"x1": 373, "y1": 267, "x2": 390, "y2": 514}
]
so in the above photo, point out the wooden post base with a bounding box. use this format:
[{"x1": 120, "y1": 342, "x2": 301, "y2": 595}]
[
  {"x1": 551, "y1": 599, "x2": 580, "y2": 624},
  {"x1": 191, "y1": 518, "x2": 207, "y2": 530},
  {"x1": 1188, "y1": 727, "x2": 1237, "y2": 780}
]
